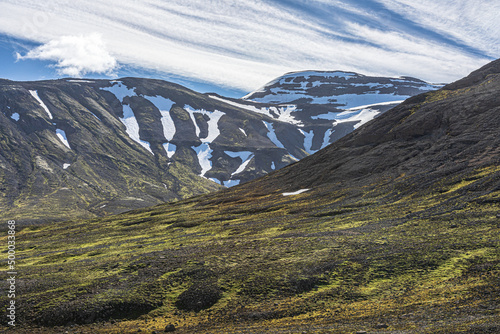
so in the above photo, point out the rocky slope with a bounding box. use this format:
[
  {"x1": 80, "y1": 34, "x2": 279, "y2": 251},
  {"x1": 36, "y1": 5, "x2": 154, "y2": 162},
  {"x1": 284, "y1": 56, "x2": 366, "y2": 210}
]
[
  {"x1": 0, "y1": 73, "x2": 440, "y2": 222},
  {"x1": 239, "y1": 64, "x2": 500, "y2": 195},
  {"x1": 2, "y1": 61, "x2": 498, "y2": 333}
]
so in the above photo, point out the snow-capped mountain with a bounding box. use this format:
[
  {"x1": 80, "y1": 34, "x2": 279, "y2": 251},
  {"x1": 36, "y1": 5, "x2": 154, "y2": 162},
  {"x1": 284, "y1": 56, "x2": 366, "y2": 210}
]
[
  {"x1": 218, "y1": 70, "x2": 442, "y2": 151},
  {"x1": 242, "y1": 70, "x2": 442, "y2": 132},
  {"x1": 243, "y1": 71, "x2": 441, "y2": 105},
  {"x1": 0, "y1": 72, "x2": 441, "y2": 221}
]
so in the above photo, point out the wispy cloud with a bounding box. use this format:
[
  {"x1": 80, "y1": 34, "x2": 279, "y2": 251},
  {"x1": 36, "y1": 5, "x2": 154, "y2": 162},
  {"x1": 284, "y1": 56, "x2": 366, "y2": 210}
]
[
  {"x1": 0, "y1": 0, "x2": 498, "y2": 91},
  {"x1": 375, "y1": 0, "x2": 500, "y2": 56},
  {"x1": 17, "y1": 34, "x2": 117, "y2": 77}
]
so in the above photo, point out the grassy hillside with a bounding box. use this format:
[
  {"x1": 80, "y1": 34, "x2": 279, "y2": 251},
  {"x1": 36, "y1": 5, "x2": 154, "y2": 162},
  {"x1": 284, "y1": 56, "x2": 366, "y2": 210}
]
[
  {"x1": 2, "y1": 61, "x2": 500, "y2": 333},
  {"x1": 2, "y1": 162, "x2": 499, "y2": 333}
]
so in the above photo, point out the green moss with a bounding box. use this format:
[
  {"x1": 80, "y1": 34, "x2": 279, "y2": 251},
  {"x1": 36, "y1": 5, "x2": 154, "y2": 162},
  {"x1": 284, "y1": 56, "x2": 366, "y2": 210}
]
[{"x1": 5, "y1": 161, "x2": 500, "y2": 332}]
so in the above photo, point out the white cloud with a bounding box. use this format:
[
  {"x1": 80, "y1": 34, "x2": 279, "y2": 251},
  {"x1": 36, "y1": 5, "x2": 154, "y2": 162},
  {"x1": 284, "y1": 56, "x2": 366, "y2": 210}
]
[
  {"x1": 0, "y1": 0, "x2": 498, "y2": 91},
  {"x1": 17, "y1": 34, "x2": 117, "y2": 77},
  {"x1": 375, "y1": 0, "x2": 500, "y2": 56}
]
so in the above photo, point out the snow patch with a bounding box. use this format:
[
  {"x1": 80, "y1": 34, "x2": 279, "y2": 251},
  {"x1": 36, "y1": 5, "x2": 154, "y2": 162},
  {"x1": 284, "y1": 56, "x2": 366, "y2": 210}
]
[
  {"x1": 263, "y1": 121, "x2": 285, "y2": 149},
  {"x1": 210, "y1": 95, "x2": 302, "y2": 126},
  {"x1": 210, "y1": 178, "x2": 221, "y2": 185},
  {"x1": 271, "y1": 161, "x2": 276, "y2": 170},
  {"x1": 312, "y1": 107, "x2": 380, "y2": 129},
  {"x1": 270, "y1": 105, "x2": 302, "y2": 126},
  {"x1": 225, "y1": 150, "x2": 253, "y2": 161},
  {"x1": 63, "y1": 163, "x2": 71, "y2": 169},
  {"x1": 67, "y1": 80, "x2": 95, "y2": 83},
  {"x1": 163, "y1": 142, "x2": 177, "y2": 158},
  {"x1": 10, "y1": 113, "x2": 20, "y2": 121},
  {"x1": 192, "y1": 143, "x2": 213, "y2": 176},
  {"x1": 283, "y1": 189, "x2": 309, "y2": 196},
  {"x1": 251, "y1": 90, "x2": 409, "y2": 109},
  {"x1": 184, "y1": 105, "x2": 225, "y2": 142},
  {"x1": 121, "y1": 105, "x2": 154, "y2": 154},
  {"x1": 225, "y1": 151, "x2": 254, "y2": 176},
  {"x1": 345, "y1": 100, "x2": 405, "y2": 111},
  {"x1": 239, "y1": 128, "x2": 247, "y2": 136},
  {"x1": 351, "y1": 83, "x2": 393, "y2": 88},
  {"x1": 209, "y1": 95, "x2": 264, "y2": 114},
  {"x1": 29, "y1": 90, "x2": 53, "y2": 119},
  {"x1": 335, "y1": 108, "x2": 380, "y2": 129},
  {"x1": 311, "y1": 112, "x2": 340, "y2": 121},
  {"x1": 100, "y1": 81, "x2": 136, "y2": 102},
  {"x1": 224, "y1": 179, "x2": 241, "y2": 187},
  {"x1": 299, "y1": 129, "x2": 316, "y2": 154},
  {"x1": 56, "y1": 129, "x2": 71, "y2": 149},
  {"x1": 233, "y1": 156, "x2": 253, "y2": 175},
  {"x1": 329, "y1": 93, "x2": 410, "y2": 109},
  {"x1": 321, "y1": 129, "x2": 333, "y2": 149},
  {"x1": 101, "y1": 82, "x2": 153, "y2": 154},
  {"x1": 144, "y1": 95, "x2": 176, "y2": 141}
]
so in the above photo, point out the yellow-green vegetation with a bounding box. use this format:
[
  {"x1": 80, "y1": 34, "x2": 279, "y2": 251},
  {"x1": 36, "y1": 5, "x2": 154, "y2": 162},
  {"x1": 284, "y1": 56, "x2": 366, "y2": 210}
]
[{"x1": 1, "y1": 162, "x2": 498, "y2": 333}]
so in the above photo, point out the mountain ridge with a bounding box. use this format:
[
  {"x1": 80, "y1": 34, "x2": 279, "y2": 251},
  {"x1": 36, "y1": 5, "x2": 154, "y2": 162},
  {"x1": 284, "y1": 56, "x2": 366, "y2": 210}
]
[{"x1": 0, "y1": 72, "x2": 441, "y2": 222}]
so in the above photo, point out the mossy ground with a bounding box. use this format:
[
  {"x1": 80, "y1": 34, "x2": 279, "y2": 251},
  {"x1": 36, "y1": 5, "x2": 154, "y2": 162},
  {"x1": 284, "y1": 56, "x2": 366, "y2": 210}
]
[{"x1": 1, "y1": 164, "x2": 499, "y2": 333}]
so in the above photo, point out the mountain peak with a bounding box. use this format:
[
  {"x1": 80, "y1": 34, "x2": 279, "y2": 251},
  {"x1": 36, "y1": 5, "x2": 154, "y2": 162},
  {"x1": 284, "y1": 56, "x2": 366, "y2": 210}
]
[{"x1": 243, "y1": 70, "x2": 442, "y2": 106}]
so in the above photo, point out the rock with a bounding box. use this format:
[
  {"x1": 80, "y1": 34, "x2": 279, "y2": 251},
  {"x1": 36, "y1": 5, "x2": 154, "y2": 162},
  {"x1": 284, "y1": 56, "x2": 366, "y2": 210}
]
[
  {"x1": 165, "y1": 324, "x2": 176, "y2": 332},
  {"x1": 375, "y1": 323, "x2": 389, "y2": 328},
  {"x1": 175, "y1": 282, "x2": 222, "y2": 312},
  {"x1": 356, "y1": 331, "x2": 367, "y2": 334}
]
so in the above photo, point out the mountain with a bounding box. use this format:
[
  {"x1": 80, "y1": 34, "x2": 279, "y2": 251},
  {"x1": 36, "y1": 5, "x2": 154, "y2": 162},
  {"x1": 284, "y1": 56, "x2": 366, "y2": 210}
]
[
  {"x1": 4, "y1": 61, "x2": 499, "y2": 333},
  {"x1": 0, "y1": 73, "x2": 440, "y2": 222},
  {"x1": 229, "y1": 70, "x2": 443, "y2": 144},
  {"x1": 237, "y1": 65, "x2": 500, "y2": 195},
  {"x1": 0, "y1": 78, "x2": 220, "y2": 222},
  {"x1": 243, "y1": 70, "x2": 440, "y2": 105}
]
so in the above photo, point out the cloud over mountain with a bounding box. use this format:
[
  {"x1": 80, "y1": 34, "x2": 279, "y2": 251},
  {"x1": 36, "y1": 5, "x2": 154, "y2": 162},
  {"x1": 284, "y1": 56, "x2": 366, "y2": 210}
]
[{"x1": 17, "y1": 34, "x2": 117, "y2": 77}]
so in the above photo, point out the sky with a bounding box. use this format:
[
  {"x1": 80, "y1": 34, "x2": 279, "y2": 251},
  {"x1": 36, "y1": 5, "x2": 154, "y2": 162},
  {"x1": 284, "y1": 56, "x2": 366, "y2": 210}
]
[{"x1": 0, "y1": 0, "x2": 499, "y2": 97}]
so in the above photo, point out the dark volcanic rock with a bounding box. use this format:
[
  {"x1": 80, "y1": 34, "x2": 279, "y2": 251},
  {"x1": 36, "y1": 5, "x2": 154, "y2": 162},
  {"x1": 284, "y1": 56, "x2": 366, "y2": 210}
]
[
  {"x1": 164, "y1": 324, "x2": 176, "y2": 332},
  {"x1": 175, "y1": 281, "x2": 222, "y2": 312}
]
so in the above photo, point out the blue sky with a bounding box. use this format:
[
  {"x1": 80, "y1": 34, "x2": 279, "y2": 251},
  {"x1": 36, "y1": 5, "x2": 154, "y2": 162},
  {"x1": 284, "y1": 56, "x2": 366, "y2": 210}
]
[
  {"x1": 1, "y1": 0, "x2": 499, "y2": 97},
  {"x1": 0, "y1": 35, "x2": 247, "y2": 97}
]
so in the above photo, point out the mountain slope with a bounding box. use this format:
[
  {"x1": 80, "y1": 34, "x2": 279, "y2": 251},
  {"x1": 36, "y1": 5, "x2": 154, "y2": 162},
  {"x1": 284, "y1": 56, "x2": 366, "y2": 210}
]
[
  {"x1": 0, "y1": 73, "x2": 440, "y2": 222},
  {"x1": 0, "y1": 78, "x2": 222, "y2": 222},
  {"x1": 2, "y1": 61, "x2": 499, "y2": 333},
  {"x1": 240, "y1": 62, "x2": 500, "y2": 195}
]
